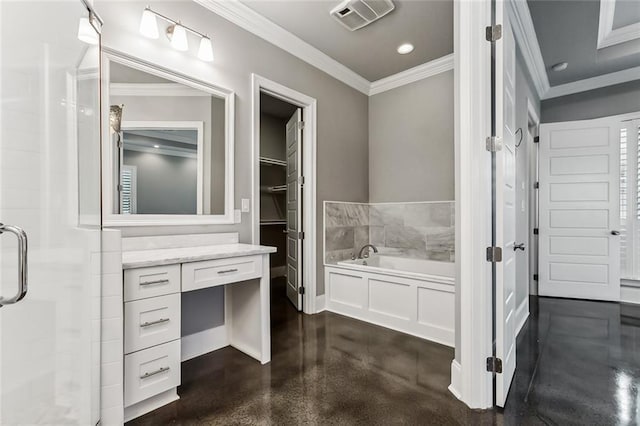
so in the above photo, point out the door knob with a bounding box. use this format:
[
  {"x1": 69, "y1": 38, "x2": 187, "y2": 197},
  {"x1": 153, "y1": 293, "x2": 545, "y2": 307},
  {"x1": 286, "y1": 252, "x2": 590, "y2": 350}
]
[{"x1": 611, "y1": 230, "x2": 621, "y2": 236}]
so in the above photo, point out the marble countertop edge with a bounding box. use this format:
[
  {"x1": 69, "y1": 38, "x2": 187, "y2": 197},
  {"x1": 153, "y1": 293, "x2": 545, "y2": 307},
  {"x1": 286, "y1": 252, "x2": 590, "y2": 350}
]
[{"x1": 122, "y1": 243, "x2": 277, "y2": 269}]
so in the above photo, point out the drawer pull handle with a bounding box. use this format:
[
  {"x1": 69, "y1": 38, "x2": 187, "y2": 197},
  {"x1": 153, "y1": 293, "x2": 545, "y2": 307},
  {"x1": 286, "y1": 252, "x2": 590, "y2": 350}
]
[
  {"x1": 140, "y1": 279, "x2": 169, "y2": 286},
  {"x1": 140, "y1": 366, "x2": 170, "y2": 379},
  {"x1": 140, "y1": 318, "x2": 170, "y2": 328},
  {"x1": 218, "y1": 268, "x2": 239, "y2": 274}
]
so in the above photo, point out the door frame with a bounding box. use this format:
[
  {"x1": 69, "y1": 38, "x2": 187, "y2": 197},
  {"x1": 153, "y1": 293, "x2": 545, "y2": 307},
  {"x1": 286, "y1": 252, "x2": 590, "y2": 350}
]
[
  {"x1": 448, "y1": 0, "x2": 494, "y2": 410},
  {"x1": 251, "y1": 74, "x2": 318, "y2": 314}
]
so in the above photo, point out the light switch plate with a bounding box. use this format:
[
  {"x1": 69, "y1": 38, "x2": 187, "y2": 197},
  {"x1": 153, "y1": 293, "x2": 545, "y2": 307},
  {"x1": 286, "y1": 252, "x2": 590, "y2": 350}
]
[
  {"x1": 234, "y1": 209, "x2": 241, "y2": 223},
  {"x1": 241, "y1": 198, "x2": 250, "y2": 213}
]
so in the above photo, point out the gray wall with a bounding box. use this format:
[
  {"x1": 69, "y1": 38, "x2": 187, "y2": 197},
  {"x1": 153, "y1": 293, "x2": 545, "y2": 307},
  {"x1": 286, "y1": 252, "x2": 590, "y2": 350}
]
[
  {"x1": 123, "y1": 150, "x2": 198, "y2": 214},
  {"x1": 97, "y1": 1, "x2": 370, "y2": 298},
  {"x1": 514, "y1": 50, "x2": 541, "y2": 313},
  {"x1": 368, "y1": 71, "x2": 454, "y2": 202},
  {"x1": 542, "y1": 79, "x2": 640, "y2": 123}
]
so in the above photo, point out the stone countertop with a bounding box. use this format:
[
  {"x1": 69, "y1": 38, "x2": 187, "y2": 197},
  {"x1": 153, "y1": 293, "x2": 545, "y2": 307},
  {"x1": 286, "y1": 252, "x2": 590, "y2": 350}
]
[{"x1": 122, "y1": 243, "x2": 277, "y2": 269}]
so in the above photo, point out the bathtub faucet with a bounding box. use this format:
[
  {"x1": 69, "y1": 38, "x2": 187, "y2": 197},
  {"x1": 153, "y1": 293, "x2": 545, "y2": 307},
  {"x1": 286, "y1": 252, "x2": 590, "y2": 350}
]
[{"x1": 358, "y1": 244, "x2": 378, "y2": 259}]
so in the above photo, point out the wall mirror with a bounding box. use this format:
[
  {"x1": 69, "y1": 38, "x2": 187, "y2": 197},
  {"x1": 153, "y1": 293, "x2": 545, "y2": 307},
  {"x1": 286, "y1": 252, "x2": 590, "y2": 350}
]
[{"x1": 102, "y1": 50, "x2": 235, "y2": 226}]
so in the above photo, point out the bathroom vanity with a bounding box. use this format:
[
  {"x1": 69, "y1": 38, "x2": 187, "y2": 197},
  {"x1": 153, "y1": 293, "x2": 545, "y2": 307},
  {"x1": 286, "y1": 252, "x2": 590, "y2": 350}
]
[{"x1": 120, "y1": 235, "x2": 275, "y2": 421}]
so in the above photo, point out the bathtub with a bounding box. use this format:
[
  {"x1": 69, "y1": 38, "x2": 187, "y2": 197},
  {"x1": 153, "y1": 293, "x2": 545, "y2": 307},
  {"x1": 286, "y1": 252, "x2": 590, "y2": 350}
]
[{"x1": 325, "y1": 255, "x2": 455, "y2": 347}]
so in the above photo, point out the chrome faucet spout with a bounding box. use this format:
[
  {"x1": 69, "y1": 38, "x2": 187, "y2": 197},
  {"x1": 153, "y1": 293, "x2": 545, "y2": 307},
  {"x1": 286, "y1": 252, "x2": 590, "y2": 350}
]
[{"x1": 358, "y1": 244, "x2": 378, "y2": 259}]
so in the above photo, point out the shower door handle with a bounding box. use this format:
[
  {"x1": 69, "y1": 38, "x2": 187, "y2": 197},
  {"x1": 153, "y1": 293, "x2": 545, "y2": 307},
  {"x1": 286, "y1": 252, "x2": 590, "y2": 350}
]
[{"x1": 0, "y1": 224, "x2": 28, "y2": 307}]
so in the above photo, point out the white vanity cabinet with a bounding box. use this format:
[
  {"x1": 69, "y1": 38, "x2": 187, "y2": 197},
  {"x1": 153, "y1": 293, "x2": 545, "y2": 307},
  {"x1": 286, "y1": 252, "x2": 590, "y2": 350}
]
[{"x1": 121, "y1": 243, "x2": 275, "y2": 422}]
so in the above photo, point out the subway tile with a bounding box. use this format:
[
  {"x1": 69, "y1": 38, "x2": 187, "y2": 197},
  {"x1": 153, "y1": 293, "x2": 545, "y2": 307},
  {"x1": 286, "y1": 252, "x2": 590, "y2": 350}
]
[
  {"x1": 101, "y1": 295, "x2": 122, "y2": 320},
  {"x1": 102, "y1": 273, "x2": 123, "y2": 297},
  {"x1": 101, "y1": 360, "x2": 122, "y2": 387},
  {"x1": 102, "y1": 252, "x2": 122, "y2": 274},
  {"x1": 101, "y1": 383, "x2": 123, "y2": 409},
  {"x1": 101, "y1": 405, "x2": 124, "y2": 426},
  {"x1": 101, "y1": 317, "x2": 123, "y2": 342}
]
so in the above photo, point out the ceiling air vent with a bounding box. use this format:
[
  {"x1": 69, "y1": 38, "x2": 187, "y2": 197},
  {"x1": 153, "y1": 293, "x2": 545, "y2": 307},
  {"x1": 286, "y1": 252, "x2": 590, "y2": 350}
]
[{"x1": 330, "y1": 0, "x2": 395, "y2": 31}]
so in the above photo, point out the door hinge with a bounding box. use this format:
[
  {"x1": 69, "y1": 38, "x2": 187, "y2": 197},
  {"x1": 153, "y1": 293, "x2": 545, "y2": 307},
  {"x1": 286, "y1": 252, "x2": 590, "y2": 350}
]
[
  {"x1": 533, "y1": 274, "x2": 539, "y2": 281},
  {"x1": 534, "y1": 136, "x2": 540, "y2": 143},
  {"x1": 486, "y1": 24, "x2": 503, "y2": 42},
  {"x1": 533, "y1": 228, "x2": 539, "y2": 235},
  {"x1": 299, "y1": 176, "x2": 305, "y2": 187},
  {"x1": 486, "y1": 136, "x2": 502, "y2": 152},
  {"x1": 117, "y1": 184, "x2": 123, "y2": 192},
  {"x1": 486, "y1": 246, "x2": 503, "y2": 263},
  {"x1": 534, "y1": 181, "x2": 539, "y2": 189},
  {"x1": 299, "y1": 231, "x2": 305, "y2": 240},
  {"x1": 486, "y1": 356, "x2": 503, "y2": 373},
  {"x1": 299, "y1": 286, "x2": 305, "y2": 295},
  {"x1": 297, "y1": 121, "x2": 305, "y2": 131}
]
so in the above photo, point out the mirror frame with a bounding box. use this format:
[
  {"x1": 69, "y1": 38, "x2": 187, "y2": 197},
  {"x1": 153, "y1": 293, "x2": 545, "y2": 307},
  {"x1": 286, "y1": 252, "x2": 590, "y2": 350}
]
[{"x1": 101, "y1": 48, "x2": 235, "y2": 226}]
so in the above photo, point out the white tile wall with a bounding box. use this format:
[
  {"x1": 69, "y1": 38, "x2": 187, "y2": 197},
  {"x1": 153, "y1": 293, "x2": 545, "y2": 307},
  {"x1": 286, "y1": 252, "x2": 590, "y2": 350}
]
[{"x1": 101, "y1": 229, "x2": 124, "y2": 425}]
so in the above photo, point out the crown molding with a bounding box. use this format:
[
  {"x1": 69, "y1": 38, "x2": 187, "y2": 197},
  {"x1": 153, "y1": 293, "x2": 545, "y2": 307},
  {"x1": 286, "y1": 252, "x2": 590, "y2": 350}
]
[
  {"x1": 194, "y1": 0, "x2": 371, "y2": 95},
  {"x1": 369, "y1": 53, "x2": 454, "y2": 96},
  {"x1": 507, "y1": 0, "x2": 550, "y2": 99},
  {"x1": 543, "y1": 65, "x2": 640, "y2": 100},
  {"x1": 597, "y1": 0, "x2": 640, "y2": 49}
]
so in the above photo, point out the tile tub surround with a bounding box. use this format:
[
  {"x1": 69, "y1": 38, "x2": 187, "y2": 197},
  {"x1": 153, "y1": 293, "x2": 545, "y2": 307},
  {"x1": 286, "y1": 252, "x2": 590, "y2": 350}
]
[{"x1": 324, "y1": 201, "x2": 455, "y2": 263}]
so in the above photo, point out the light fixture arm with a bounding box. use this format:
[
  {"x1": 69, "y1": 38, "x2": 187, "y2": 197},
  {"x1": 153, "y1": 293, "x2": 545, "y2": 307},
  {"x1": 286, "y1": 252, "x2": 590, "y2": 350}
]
[{"x1": 144, "y1": 6, "x2": 210, "y2": 40}]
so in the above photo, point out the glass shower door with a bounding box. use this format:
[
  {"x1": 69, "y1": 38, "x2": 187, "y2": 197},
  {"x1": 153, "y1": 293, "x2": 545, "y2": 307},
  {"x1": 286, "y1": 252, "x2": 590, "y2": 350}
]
[{"x1": 0, "y1": 1, "x2": 102, "y2": 424}]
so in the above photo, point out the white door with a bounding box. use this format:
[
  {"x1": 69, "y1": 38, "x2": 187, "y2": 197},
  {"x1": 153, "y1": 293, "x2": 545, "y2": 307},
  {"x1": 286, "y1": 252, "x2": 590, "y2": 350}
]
[
  {"x1": 494, "y1": 6, "x2": 517, "y2": 407},
  {"x1": 286, "y1": 109, "x2": 303, "y2": 310},
  {"x1": 539, "y1": 118, "x2": 620, "y2": 301},
  {"x1": 0, "y1": 1, "x2": 102, "y2": 424}
]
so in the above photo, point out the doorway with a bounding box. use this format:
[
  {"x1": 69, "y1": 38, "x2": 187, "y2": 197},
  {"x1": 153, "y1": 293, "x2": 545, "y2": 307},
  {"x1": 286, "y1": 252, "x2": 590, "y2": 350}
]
[{"x1": 251, "y1": 75, "x2": 318, "y2": 315}]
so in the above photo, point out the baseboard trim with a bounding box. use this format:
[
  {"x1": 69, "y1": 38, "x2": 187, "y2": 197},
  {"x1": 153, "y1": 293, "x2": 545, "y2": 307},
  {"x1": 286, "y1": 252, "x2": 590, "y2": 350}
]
[
  {"x1": 621, "y1": 284, "x2": 640, "y2": 305},
  {"x1": 315, "y1": 295, "x2": 326, "y2": 313},
  {"x1": 515, "y1": 297, "x2": 530, "y2": 336},
  {"x1": 181, "y1": 326, "x2": 228, "y2": 362},
  {"x1": 271, "y1": 265, "x2": 286, "y2": 278},
  {"x1": 449, "y1": 360, "x2": 462, "y2": 400}
]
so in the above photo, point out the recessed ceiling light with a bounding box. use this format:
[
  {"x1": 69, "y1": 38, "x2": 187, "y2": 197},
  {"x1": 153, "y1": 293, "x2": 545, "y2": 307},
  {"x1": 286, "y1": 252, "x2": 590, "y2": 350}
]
[
  {"x1": 153, "y1": 145, "x2": 160, "y2": 148},
  {"x1": 397, "y1": 43, "x2": 414, "y2": 55},
  {"x1": 551, "y1": 62, "x2": 568, "y2": 72}
]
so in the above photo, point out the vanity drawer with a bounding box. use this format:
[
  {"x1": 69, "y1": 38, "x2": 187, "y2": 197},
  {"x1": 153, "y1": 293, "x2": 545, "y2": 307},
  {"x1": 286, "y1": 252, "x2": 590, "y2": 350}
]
[
  {"x1": 182, "y1": 255, "x2": 263, "y2": 292},
  {"x1": 124, "y1": 294, "x2": 181, "y2": 354},
  {"x1": 124, "y1": 264, "x2": 181, "y2": 302},
  {"x1": 124, "y1": 339, "x2": 180, "y2": 407}
]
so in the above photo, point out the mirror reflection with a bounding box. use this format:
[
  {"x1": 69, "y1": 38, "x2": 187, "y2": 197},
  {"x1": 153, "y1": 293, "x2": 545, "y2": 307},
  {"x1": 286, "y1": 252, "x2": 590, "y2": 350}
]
[{"x1": 108, "y1": 61, "x2": 226, "y2": 215}]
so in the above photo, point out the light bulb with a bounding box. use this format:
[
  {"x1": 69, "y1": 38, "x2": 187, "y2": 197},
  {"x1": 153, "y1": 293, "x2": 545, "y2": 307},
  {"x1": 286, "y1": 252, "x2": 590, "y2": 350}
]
[
  {"x1": 170, "y1": 24, "x2": 189, "y2": 51},
  {"x1": 139, "y1": 8, "x2": 159, "y2": 39},
  {"x1": 397, "y1": 43, "x2": 414, "y2": 54},
  {"x1": 198, "y1": 37, "x2": 214, "y2": 62},
  {"x1": 77, "y1": 17, "x2": 98, "y2": 45}
]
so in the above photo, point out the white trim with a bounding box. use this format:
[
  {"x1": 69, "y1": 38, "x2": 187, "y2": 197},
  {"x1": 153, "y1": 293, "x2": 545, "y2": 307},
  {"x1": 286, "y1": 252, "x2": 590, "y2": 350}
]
[
  {"x1": 621, "y1": 283, "x2": 640, "y2": 305},
  {"x1": 453, "y1": 0, "x2": 494, "y2": 409},
  {"x1": 109, "y1": 83, "x2": 211, "y2": 97},
  {"x1": 251, "y1": 74, "x2": 318, "y2": 315},
  {"x1": 369, "y1": 54, "x2": 454, "y2": 95},
  {"x1": 597, "y1": 0, "x2": 640, "y2": 49},
  {"x1": 195, "y1": 0, "x2": 370, "y2": 95},
  {"x1": 515, "y1": 297, "x2": 529, "y2": 336},
  {"x1": 101, "y1": 48, "x2": 236, "y2": 227},
  {"x1": 543, "y1": 66, "x2": 640, "y2": 100},
  {"x1": 507, "y1": 0, "x2": 550, "y2": 99},
  {"x1": 449, "y1": 360, "x2": 463, "y2": 400}
]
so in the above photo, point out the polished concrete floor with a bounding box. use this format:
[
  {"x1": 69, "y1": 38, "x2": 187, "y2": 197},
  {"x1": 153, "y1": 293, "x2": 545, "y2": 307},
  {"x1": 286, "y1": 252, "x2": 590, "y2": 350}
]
[{"x1": 128, "y1": 280, "x2": 640, "y2": 425}]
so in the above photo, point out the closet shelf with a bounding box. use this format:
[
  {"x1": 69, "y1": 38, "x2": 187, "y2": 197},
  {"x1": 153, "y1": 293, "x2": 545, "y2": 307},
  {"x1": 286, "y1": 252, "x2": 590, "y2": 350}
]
[
  {"x1": 261, "y1": 184, "x2": 287, "y2": 193},
  {"x1": 259, "y1": 157, "x2": 287, "y2": 167},
  {"x1": 260, "y1": 220, "x2": 287, "y2": 226}
]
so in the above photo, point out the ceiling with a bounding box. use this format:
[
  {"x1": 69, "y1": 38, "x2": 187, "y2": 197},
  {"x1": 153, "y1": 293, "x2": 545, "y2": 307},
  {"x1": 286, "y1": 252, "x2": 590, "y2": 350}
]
[
  {"x1": 528, "y1": 0, "x2": 640, "y2": 87},
  {"x1": 261, "y1": 93, "x2": 298, "y2": 119},
  {"x1": 241, "y1": 0, "x2": 453, "y2": 82}
]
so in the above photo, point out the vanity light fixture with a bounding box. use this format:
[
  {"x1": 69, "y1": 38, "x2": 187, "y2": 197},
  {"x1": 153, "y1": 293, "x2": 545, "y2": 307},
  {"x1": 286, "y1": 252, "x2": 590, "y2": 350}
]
[
  {"x1": 397, "y1": 43, "x2": 414, "y2": 54},
  {"x1": 551, "y1": 61, "x2": 568, "y2": 72},
  {"x1": 77, "y1": 17, "x2": 99, "y2": 45},
  {"x1": 138, "y1": 6, "x2": 214, "y2": 61},
  {"x1": 153, "y1": 145, "x2": 160, "y2": 149}
]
